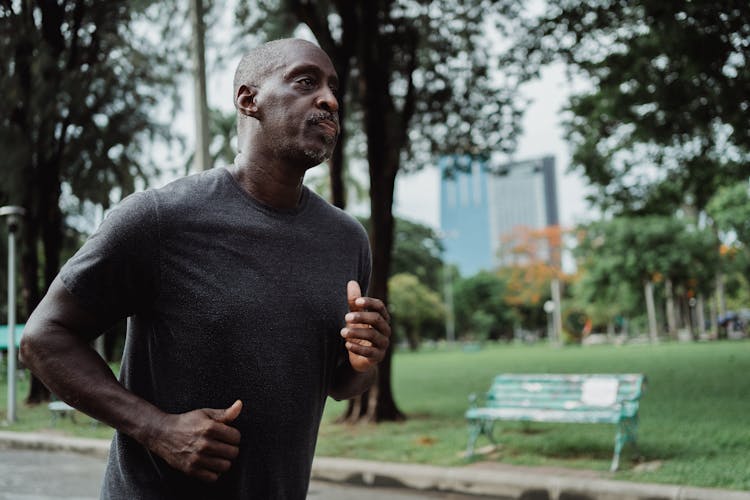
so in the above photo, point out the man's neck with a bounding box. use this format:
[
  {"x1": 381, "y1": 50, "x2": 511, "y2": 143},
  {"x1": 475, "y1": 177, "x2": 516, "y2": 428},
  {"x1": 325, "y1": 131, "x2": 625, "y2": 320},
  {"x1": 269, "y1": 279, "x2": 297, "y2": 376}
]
[{"x1": 229, "y1": 154, "x2": 307, "y2": 210}]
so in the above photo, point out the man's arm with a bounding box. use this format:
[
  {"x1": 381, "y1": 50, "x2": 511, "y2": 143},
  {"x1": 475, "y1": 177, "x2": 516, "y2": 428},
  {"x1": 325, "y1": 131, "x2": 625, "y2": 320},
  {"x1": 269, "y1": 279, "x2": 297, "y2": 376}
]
[
  {"x1": 328, "y1": 281, "x2": 391, "y2": 401},
  {"x1": 20, "y1": 277, "x2": 242, "y2": 482}
]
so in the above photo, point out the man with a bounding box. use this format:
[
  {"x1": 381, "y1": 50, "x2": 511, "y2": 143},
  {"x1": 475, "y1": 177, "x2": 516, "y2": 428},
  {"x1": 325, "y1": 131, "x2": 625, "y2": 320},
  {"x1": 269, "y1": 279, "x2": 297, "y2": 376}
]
[{"x1": 20, "y1": 38, "x2": 391, "y2": 499}]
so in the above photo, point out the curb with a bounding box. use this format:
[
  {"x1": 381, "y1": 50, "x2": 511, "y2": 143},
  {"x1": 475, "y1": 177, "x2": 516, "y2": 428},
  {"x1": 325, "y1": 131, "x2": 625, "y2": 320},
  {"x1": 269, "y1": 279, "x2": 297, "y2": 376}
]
[
  {"x1": 0, "y1": 431, "x2": 747, "y2": 500},
  {"x1": 0, "y1": 430, "x2": 109, "y2": 458},
  {"x1": 312, "y1": 457, "x2": 750, "y2": 500}
]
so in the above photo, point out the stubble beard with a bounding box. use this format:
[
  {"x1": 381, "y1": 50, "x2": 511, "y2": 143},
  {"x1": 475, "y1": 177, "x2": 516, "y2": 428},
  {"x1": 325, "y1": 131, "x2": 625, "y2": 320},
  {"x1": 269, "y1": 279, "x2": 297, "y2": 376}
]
[{"x1": 303, "y1": 133, "x2": 336, "y2": 165}]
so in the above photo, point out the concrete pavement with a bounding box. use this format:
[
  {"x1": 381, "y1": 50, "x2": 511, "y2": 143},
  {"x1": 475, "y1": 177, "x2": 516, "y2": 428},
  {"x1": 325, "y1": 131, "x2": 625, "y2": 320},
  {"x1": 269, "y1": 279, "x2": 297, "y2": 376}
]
[{"x1": 0, "y1": 431, "x2": 747, "y2": 500}]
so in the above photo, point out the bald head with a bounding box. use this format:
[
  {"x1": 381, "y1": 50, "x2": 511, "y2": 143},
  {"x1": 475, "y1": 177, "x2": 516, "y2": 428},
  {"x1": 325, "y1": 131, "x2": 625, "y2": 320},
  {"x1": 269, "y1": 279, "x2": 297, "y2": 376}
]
[{"x1": 233, "y1": 38, "x2": 323, "y2": 106}]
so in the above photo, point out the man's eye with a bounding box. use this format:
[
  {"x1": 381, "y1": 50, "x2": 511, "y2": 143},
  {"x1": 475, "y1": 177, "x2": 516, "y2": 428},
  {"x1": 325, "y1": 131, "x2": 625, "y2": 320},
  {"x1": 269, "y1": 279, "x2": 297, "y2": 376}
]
[{"x1": 298, "y1": 77, "x2": 315, "y2": 87}]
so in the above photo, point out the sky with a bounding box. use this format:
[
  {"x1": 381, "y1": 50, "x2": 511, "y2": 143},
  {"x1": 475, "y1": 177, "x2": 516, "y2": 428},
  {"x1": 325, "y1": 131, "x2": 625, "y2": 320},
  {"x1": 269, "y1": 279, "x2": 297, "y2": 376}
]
[{"x1": 392, "y1": 63, "x2": 594, "y2": 231}]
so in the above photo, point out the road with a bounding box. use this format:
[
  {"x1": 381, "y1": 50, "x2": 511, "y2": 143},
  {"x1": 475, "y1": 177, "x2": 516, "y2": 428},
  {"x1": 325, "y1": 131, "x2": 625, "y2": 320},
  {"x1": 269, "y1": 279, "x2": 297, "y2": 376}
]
[{"x1": 0, "y1": 449, "x2": 488, "y2": 499}]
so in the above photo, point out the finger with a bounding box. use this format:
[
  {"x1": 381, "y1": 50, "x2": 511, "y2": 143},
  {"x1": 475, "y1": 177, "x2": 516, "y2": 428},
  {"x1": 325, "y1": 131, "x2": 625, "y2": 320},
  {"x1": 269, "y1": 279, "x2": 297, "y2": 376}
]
[
  {"x1": 345, "y1": 341, "x2": 384, "y2": 361},
  {"x1": 218, "y1": 399, "x2": 243, "y2": 424},
  {"x1": 207, "y1": 423, "x2": 242, "y2": 446},
  {"x1": 202, "y1": 400, "x2": 241, "y2": 423},
  {"x1": 192, "y1": 469, "x2": 220, "y2": 483},
  {"x1": 203, "y1": 440, "x2": 240, "y2": 460},
  {"x1": 345, "y1": 311, "x2": 390, "y2": 336},
  {"x1": 341, "y1": 326, "x2": 389, "y2": 349},
  {"x1": 197, "y1": 455, "x2": 234, "y2": 474},
  {"x1": 353, "y1": 296, "x2": 391, "y2": 323},
  {"x1": 347, "y1": 280, "x2": 362, "y2": 311}
]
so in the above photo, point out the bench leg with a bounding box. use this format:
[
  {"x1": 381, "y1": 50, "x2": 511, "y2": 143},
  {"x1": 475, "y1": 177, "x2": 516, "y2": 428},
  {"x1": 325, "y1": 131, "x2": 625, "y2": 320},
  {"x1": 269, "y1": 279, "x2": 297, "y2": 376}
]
[
  {"x1": 466, "y1": 419, "x2": 497, "y2": 458},
  {"x1": 611, "y1": 417, "x2": 639, "y2": 472},
  {"x1": 466, "y1": 420, "x2": 482, "y2": 457}
]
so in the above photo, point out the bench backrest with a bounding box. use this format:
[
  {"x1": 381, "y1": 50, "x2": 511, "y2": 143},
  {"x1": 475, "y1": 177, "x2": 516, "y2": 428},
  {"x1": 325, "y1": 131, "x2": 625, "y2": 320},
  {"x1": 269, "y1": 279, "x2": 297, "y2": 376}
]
[{"x1": 485, "y1": 374, "x2": 646, "y2": 410}]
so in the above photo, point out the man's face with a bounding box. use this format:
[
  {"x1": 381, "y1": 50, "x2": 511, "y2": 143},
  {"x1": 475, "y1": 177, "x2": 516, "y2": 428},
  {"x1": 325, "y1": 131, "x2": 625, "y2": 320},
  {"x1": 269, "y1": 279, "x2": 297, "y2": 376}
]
[{"x1": 257, "y1": 42, "x2": 340, "y2": 167}]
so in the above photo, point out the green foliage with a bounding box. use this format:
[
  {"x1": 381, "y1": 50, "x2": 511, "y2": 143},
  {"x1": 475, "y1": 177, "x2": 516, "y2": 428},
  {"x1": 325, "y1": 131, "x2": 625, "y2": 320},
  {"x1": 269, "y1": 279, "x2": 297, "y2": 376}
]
[
  {"x1": 390, "y1": 219, "x2": 444, "y2": 292},
  {"x1": 0, "y1": 0, "x2": 184, "y2": 321},
  {"x1": 359, "y1": 216, "x2": 445, "y2": 293},
  {"x1": 0, "y1": 1, "x2": 183, "y2": 207},
  {"x1": 708, "y1": 183, "x2": 750, "y2": 247},
  {"x1": 388, "y1": 273, "x2": 445, "y2": 350},
  {"x1": 453, "y1": 271, "x2": 515, "y2": 341},
  {"x1": 505, "y1": 0, "x2": 750, "y2": 214},
  {"x1": 574, "y1": 216, "x2": 719, "y2": 319}
]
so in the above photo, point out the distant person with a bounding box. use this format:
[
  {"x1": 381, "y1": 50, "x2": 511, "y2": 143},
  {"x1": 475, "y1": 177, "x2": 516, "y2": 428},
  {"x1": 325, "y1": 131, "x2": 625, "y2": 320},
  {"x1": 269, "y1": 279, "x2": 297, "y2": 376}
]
[{"x1": 21, "y1": 38, "x2": 391, "y2": 499}]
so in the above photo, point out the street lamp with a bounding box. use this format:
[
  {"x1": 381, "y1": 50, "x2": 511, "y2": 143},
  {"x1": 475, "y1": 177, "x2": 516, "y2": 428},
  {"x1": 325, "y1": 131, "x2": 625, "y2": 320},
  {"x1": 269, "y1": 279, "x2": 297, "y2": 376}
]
[
  {"x1": 1, "y1": 205, "x2": 25, "y2": 423},
  {"x1": 436, "y1": 230, "x2": 458, "y2": 344}
]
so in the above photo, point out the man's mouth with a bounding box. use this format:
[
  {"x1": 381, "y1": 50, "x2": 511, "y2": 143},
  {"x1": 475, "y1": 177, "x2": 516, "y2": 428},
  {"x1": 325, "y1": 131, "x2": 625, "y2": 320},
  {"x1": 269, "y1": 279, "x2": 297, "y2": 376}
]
[
  {"x1": 308, "y1": 113, "x2": 339, "y2": 136},
  {"x1": 317, "y1": 119, "x2": 338, "y2": 135}
]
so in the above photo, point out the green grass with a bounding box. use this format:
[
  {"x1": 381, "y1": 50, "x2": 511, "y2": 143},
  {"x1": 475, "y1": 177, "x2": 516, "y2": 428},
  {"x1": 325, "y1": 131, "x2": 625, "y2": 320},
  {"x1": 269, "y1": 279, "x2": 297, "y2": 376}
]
[
  {"x1": 317, "y1": 340, "x2": 750, "y2": 490},
  {"x1": 2, "y1": 341, "x2": 748, "y2": 490}
]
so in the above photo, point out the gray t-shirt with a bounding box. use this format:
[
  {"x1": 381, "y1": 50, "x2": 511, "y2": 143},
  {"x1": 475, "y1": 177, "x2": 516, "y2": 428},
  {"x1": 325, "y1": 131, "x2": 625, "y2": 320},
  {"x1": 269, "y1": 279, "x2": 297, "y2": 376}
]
[{"x1": 59, "y1": 167, "x2": 371, "y2": 499}]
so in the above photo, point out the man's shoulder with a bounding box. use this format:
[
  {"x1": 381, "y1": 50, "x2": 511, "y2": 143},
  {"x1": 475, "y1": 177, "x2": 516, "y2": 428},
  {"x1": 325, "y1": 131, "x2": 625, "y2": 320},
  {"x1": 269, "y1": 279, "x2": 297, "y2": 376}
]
[
  {"x1": 305, "y1": 188, "x2": 368, "y2": 240},
  {"x1": 151, "y1": 167, "x2": 227, "y2": 204}
]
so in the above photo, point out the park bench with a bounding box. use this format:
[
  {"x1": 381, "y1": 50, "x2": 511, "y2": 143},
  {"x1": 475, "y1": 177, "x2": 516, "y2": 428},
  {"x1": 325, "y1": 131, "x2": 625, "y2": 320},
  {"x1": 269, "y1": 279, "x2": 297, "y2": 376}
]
[
  {"x1": 48, "y1": 400, "x2": 76, "y2": 424},
  {"x1": 465, "y1": 373, "x2": 646, "y2": 471}
]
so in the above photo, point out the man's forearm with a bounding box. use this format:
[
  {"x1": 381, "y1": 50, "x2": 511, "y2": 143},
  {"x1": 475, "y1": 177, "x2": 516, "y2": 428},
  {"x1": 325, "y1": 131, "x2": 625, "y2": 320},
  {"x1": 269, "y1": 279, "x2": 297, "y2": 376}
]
[
  {"x1": 328, "y1": 362, "x2": 376, "y2": 401},
  {"x1": 20, "y1": 320, "x2": 166, "y2": 447}
]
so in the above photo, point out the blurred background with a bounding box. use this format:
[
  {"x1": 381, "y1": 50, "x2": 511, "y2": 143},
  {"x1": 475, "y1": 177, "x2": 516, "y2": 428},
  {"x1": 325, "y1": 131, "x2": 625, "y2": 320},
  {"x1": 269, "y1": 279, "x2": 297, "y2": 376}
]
[{"x1": 0, "y1": 0, "x2": 748, "y2": 492}]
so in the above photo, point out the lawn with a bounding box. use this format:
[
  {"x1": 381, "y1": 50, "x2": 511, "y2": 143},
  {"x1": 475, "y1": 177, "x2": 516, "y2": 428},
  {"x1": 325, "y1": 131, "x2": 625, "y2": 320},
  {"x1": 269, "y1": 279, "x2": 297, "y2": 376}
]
[
  {"x1": 1, "y1": 340, "x2": 748, "y2": 490},
  {"x1": 317, "y1": 340, "x2": 750, "y2": 491}
]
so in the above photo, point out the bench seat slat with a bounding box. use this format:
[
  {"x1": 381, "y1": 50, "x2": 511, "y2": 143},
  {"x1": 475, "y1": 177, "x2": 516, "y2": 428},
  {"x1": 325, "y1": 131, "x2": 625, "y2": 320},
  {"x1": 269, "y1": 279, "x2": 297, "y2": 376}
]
[{"x1": 466, "y1": 406, "x2": 630, "y2": 423}]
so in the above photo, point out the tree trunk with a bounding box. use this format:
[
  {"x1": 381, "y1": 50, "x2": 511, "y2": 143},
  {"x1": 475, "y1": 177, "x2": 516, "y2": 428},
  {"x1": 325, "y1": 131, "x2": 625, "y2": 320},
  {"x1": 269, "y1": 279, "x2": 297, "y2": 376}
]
[
  {"x1": 327, "y1": 68, "x2": 347, "y2": 209},
  {"x1": 665, "y1": 279, "x2": 677, "y2": 339},
  {"x1": 190, "y1": 0, "x2": 211, "y2": 172},
  {"x1": 709, "y1": 295, "x2": 718, "y2": 339},
  {"x1": 644, "y1": 280, "x2": 658, "y2": 342},
  {"x1": 696, "y1": 295, "x2": 706, "y2": 339},
  {"x1": 340, "y1": 166, "x2": 404, "y2": 422}
]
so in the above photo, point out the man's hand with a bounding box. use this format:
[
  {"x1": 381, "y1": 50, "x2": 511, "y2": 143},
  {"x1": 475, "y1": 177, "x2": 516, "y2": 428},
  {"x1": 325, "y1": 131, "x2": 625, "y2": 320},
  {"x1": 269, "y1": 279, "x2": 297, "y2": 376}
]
[
  {"x1": 149, "y1": 400, "x2": 243, "y2": 482},
  {"x1": 341, "y1": 281, "x2": 391, "y2": 373}
]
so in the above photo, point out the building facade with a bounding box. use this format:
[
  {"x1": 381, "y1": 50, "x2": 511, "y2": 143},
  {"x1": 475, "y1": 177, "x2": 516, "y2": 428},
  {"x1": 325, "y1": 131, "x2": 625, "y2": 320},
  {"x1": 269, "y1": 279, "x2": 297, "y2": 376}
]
[{"x1": 440, "y1": 155, "x2": 559, "y2": 276}]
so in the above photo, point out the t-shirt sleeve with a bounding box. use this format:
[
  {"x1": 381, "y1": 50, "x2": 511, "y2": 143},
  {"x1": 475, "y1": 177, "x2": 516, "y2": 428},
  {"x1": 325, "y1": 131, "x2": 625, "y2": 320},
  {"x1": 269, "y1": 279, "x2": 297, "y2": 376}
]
[{"x1": 59, "y1": 190, "x2": 160, "y2": 318}]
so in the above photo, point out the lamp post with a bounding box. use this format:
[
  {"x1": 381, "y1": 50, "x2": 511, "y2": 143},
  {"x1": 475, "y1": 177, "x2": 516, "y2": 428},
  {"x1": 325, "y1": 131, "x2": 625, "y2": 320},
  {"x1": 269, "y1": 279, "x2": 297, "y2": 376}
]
[
  {"x1": 437, "y1": 230, "x2": 458, "y2": 344},
  {"x1": 1, "y1": 205, "x2": 25, "y2": 423}
]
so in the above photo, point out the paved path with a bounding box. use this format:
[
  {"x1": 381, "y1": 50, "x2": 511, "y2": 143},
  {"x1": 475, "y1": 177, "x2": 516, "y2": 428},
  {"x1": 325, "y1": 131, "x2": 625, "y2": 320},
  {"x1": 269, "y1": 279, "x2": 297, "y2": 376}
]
[
  {"x1": 0, "y1": 449, "x2": 487, "y2": 500},
  {"x1": 1, "y1": 432, "x2": 748, "y2": 500}
]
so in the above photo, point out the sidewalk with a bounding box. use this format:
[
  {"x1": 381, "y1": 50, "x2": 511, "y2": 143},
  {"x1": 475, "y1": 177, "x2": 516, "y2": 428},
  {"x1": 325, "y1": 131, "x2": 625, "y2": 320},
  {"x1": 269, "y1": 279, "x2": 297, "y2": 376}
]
[{"x1": 0, "y1": 431, "x2": 748, "y2": 500}]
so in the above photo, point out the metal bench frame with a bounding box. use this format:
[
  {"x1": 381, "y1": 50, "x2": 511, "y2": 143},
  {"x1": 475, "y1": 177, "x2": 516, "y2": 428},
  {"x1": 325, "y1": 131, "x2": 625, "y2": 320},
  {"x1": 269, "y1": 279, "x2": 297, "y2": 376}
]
[{"x1": 465, "y1": 373, "x2": 646, "y2": 471}]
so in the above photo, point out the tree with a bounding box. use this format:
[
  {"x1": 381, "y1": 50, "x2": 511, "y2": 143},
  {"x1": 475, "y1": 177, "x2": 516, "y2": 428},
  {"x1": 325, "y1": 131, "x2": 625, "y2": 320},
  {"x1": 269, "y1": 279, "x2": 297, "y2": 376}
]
[
  {"x1": 453, "y1": 271, "x2": 515, "y2": 341},
  {"x1": 496, "y1": 225, "x2": 568, "y2": 333},
  {"x1": 390, "y1": 218, "x2": 444, "y2": 293},
  {"x1": 574, "y1": 216, "x2": 719, "y2": 339},
  {"x1": 238, "y1": 1, "x2": 524, "y2": 421},
  {"x1": 504, "y1": 0, "x2": 750, "y2": 215},
  {"x1": 708, "y1": 183, "x2": 750, "y2": 250},
  {"x1": 388, "y1": 273, "x2": 444, "y2": 350},
  {"x1": 0, "y1": 1, "x2": 182, "y2": 402},
  {"x1": 190, "y1": 0, "x2": 211, "y2": 171},
  {"x1": 707, "y1": 182, "x2": 750, "y2": 321}
]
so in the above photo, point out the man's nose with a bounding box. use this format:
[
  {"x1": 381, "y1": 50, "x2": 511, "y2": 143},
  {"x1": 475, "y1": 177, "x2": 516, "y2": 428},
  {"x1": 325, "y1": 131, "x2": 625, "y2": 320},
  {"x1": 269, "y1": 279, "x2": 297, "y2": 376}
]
[{"x1": 316, "y1": 87, "x2": 339, "y2": 114}]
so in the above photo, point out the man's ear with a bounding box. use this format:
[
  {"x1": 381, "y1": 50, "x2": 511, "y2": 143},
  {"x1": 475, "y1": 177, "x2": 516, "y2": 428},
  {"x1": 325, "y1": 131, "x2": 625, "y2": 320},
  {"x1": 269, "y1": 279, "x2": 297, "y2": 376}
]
[{"x1": 236, "y1": 85, "x2": 259, "y2": 118}]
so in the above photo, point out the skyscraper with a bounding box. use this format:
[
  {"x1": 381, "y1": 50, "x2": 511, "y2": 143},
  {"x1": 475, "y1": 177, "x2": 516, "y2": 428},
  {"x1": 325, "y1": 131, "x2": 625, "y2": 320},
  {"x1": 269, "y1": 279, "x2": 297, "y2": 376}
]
[{"x1": 440, "y1": 155, "x2": 559, "y2": 276}]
